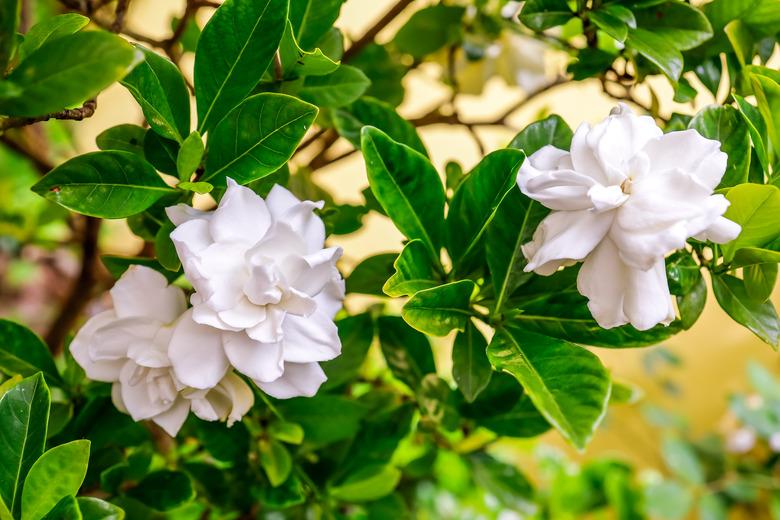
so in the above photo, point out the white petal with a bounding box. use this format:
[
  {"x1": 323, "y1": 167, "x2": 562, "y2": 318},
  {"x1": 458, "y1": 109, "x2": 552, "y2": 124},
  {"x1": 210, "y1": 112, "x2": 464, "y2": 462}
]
[
  {"x1": 623, "y1": 257, "x2": 676, "y2": 331},
  {"x1": 256, "y1": 362, "x2": 327, "y2": 399},
  {"x1": 170, "y1": 218, "x2": 213, "y2": 267},
  {"x1": 247, "y1": 222, "x2": 308, "y2": 263},
  {"x1": 191, "y1": 372, "x2": 254, "y2": 426},
  {"x1": 517, "y1": 146, "x2": 599, "y2": 211},
  {"x1": 210, "y1": 178, "x2": 271, "y2": 245},
  {"x1": 166, "y1": 204, "x2": 211, "y2": 226},
  {"x1": 111, "y1": 382, "x2": 127, "y2": 413},
  {"x1": 696, "y1": 215, "x2": 741, "y2": 243},
  {"x1": 169, "y1": 309, "x2": 230, "y2": 390},
  {"x1": 266, "y1": 184, "x2": 302, "y2": 217},
  {"x1": 110, "y1": 265, "x2": 186, "y2": 323},
  {"x1": 285, "y1": 247, "x2": 343, "y2": 296},
  {"x1": 523, "y1": 209, "x2": 613, "y2": 275},
  {"x1": 193, "y1": 242, "x2": 250, "y2": 311},
  {"x1": 281, "y1": 311, "x2": 341, "y2": 363},
  {"x1": 223, "y1": 331, "x2": 284, "y2": 383},
  {"x1": 90, "y1": 317, "x2": 161, "y2": 363},
  {"x1": 191, "y1": 301, "x2": 242, "y2": 331},
  {"x1": 70, "y1": 311, "x2": 124, "y2": 382},
  {"x1": 314, "y1": 278, "x2": 345, "y2": 319},
  {"x1": 642, "y1": 129, "x2": 727, "y2": 191},
  {"x1": 118, "y1": 362, "x2": 171, "y2": 421},
  {"x1": 276, "y1": 200, "x2": 326, "y2": 253},
  {"x1": 570, "y1": 123, "x2": 611, "y2": 186},
  {"x1": 577, "y1": 237, "x2": 629, "y2": 329},
  {"x1": 217, "y1": 297, "x2": 267, "y2": 329},
  {"x1": 151, "y1": 398, "x2": 190, "y2": 437},
  {"x1": 246, "y1": 307, "x2": 286, "y2": 343}
]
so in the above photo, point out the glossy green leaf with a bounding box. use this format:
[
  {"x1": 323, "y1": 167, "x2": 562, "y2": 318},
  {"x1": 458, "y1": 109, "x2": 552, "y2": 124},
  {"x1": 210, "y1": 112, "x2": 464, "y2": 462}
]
[
  {"x1": 487, "y1": 325, "x2": 611, "y2": 449},
  {"x1": 143, "y1": 130, "x2": 179, "y2": 175},
  {"x1": 519, "y1": 0, "x2": 573, "y2": 31},
  {"x1": 0, "y1": 0, "x2": 20, "y2": 72},
  {"x1": 275, "y1": 395, "x2": 366, "y2": 446},
  {"x1": 176, "y1": 131, "x2": 204, "y2": 181},
  {"x1": 666, "y1": 252, "x2": 706, "y2": 330},
  {"x1": 0, "y1": 31, "x2": 141, "y2": 117},
  {"x1": 18, "y1": 14, "x2": 89, "y2": 61},
  {"x1": 40, "y1": 496, "x2": 81, "y2": 520},
  {"x1": 321, "y1": 313, "x2": 374, "y2": 389},
  {"x1": 95, "y1": 124, "x2": 146, "y2": 156},
  {"x1": 361, "y1": 126, "x2": 445, "y2": 258},
  {"x1": 32, "y1": 151, "x2": 175, "y2": 219},
  {"x1": 745, "y1": 262, "x2": 777, "y2": 302},
  {"x1": 713, "y1": 274, "x2": 779, "y2": 348},
  {"x1": 734, "y1": 94, "x2": 769, "y2": 173},
  {"x1": 732, "y1": 247, "x2": 780, "y2": 268},
  {"x1": 101, "y1": 255, "x2": 179, "y2": 283},
  {"x1": 350, "y1": 44, "x2": 406, "y2": 107},
  {"x1": 383, "y1": 239, "x2": 439, "y2": 297},
  {"x1": 333, "y1": 97, "x2": 426, "y2": 155},
  {"x1": 689, "y1": 106, "x2": 750, "y2": 188},
  {"x1": 0, "y1": 373, "x2": 50, "y2": 517},
  {"x1": 393, "y1": 5, "x2": 466, "y2": 58},
  {"x1": 722, "y1": 184, "x2": 780, "y2": 261},
  {"x1": 589, "y1": 9, "x2": 629, "y2": 42},
  {"x1": 377, "y1": 316, "x2": 435, "y2": 390},
  {"x1": 346, "y1": 253, "x2": 397, "y2": 296},
  {"x1": 634, "y1": 2, "x2": 713, "y2": 50},
  {"x1": 76, "y1": 498, "x2": 124, "y2": 520},
  {"x1": 446, "y1": 149, "x2": 524, "y2": 271},
  {"x1": 288, "y1": 0, "x2": 344, "y2": 50},
  {"x1": 402, "y1": 280, "x2": 475, "y2": 337},
  {"x1": 126, "y1": 470, "x2": 194, "y2": 511},
  {"x1": 22, "y1": 440, "x2": 90, "y2": 520},
  {"x1": 330, "y1": 465, "x2": 402, "y2": 502},
  {"x1": 298, "y1": 64, "x2": 370, "y2": 108},
  {"x1": 121, "y1": 45, "x2": 190, "y2": 142},
  {"x1": 203, "y1": 93, "x2": 317, "y2": 185},
  {"x1": 278, "y1": 21, "x2": 338, "y2": 80},
  {"x1": 509, "y1": 114, "x2": 572, "y2": 156},
  {"x1": 154, "y1": 221, "x2": 180, "y2": 272},
  {"x1": 452, "y1": 321, "x2": 492, "y2": 403},
  {"x1": 751, "y1": 72, "x2": 780, "y2": 158},
  {"x1": 195, "y1": 0, "x2": 287, "y2": 132},
  {"x1": 0, "y1": 320, "x2": 61, "y2": 385},
  {"x1": 259, "y1": 439, "x2": 292, "y2": 487},
  {"x1": 626, "y1": 28, "x2": 683, "y2": 81}
]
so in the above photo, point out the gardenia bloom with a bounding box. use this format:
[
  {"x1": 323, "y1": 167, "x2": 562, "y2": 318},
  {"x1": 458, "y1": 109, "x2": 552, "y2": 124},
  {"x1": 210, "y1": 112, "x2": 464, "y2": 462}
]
[
  {"x1": 70, "y1": 266, "x2": 254, "y2": 436},
  {"x1": 518, "y1": 104, "x2": 741, "y2": 330},
  {"x1": 166, "y1": 179, "x2": 344, "y2": 399}
]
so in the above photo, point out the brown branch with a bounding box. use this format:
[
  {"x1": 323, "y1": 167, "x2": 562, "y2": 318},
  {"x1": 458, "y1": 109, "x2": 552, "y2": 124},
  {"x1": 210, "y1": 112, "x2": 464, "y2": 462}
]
[
  {"x1": 111, "y1": 0, "x2": 130, "y2": 32},
  {"x1": 342, "y1": 0, "x2": 414, "y2": 61},
  {"x1": 0, "y1": 99, "x2": 97, "y2": 132}
]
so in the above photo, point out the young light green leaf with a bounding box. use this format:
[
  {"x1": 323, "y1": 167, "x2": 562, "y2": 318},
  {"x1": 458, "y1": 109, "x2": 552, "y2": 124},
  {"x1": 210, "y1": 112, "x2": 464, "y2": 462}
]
[
  {"x1": 297, "y1": 64, "x2": 370, "y2": 108},
  {"x1": 689, "y1": 106, "x2": 750, "y2": 188},
  {"x1": 330, "y1": 465, "x2": 402, "y2": 502},
  {"x1": 278, "y1": 20, "x2": 339, "y2": 79},
  {"x1": 0, "y1": 320, "x2": 61, "y2": 386},
  {"x1": 488, "y1": 325, "x2": 611, "y2": 450},
  {"x1": 177, "y1": 181, "x2": 212, "y2": 194},
  {"x1": 377, "y1": 316, "x2": 436, "y2": 390},
  {"x1": 333, "y1": 97, "x2": 426, "y2": 155},
  {"x1": 452, "y1": 321, "x2": 492, "y2": 403},
  {"x1": 203, "y1": 93, "x2": 317, "y2": 186},
  {"x1": 361, "y1": 126, "x2": 445, "y2": 259},
  {"x1": 402, "y1": 280, "x2": 475, "y2": 337},
  {"x1": 18, "y1": 13, "x2": 89, "y2": 61},
  {"x1": 0, "y1": 31, "x2": 141, "y2": 117},
  {"x1": 508, "y1": 114, "x2": 572, "y2": 156},
  {"x1": 0, "y1": 373, "x2": 50, "y2": 517},
  {"x1": 383, "y1": 239, "x2": 439, "y2": 297},
  {"x1": 0, "y1": 0, "x2": 20, "y2": 72},
  {"x1": 195, "y1": 0, "x2": 287, "y2": 132},
  {"x1": 713, "y1": 274, "x2": 779, "y2": 348},
  {"x1": 259, "y1": 439, "x2": 292, "y2": 487},
  {"x1": 176, "y1": 131, "x2": 204, "y2": 181},
  {"x1": 268, "y1": 421, "x2": 305, "y2": 445},
  {"x1": 21, "y1": 440, "x2": 90, "y2": 520},
  {"x1": 288, "y1": 0, "x2": 345, "y2": 50},
  {"x1": 32, "y1": 151, "x2": 175, "y2": 219},
  {"x1": 626, "y1": 28, "x2": 683, "y2": 81},
  {"x1": 121, "y1": 45, "x2": 191, "y2": 142},
  {"x1": 722, "y1": 184, "x2": 780, "y2": 261},
  {"x1": 519, "y1": 0, "x2": 573, "y2": 31},
  {"x1": 96, "y1": 124, "x2": 146, "y2": 156}
]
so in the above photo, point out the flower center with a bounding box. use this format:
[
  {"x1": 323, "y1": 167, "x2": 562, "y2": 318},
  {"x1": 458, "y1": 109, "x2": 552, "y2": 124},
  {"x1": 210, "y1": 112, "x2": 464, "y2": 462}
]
[{"x1": 620, "y1": 177, "x2": 632, "y2": 195}]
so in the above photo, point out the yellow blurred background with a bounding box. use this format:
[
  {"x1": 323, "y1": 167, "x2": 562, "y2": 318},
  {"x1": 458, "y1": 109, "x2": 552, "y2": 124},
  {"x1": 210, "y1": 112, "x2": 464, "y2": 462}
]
[{"x1": 70, "y1": 0, "x2": 780, "y2": 473}]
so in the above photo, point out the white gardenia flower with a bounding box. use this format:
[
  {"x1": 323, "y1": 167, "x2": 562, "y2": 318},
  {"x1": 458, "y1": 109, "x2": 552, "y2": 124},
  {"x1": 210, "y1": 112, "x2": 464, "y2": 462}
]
[
  {"x1": 518, "y1": 104, "x2": 741, "y2": 330},
  {"x1": 166, "y1": 179, "x2": 345, "y2": 399},
  {"x1": 70, "y1": 266, "x2": 254, "y2": 436}
]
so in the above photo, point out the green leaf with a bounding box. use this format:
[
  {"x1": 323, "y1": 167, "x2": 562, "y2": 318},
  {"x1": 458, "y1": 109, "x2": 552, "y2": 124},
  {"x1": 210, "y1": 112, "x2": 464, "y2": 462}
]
[
  {"x1": 634, "y1": 2, "x2": 713, "y2": 51},
  {"x1": 0, "y1": 320, "x2": 61, "y2": 385},
  {"x1": 0, "y1": 0, "x2": 20, "y2": 73},
  {"x1": 203, "y1": 93, "x2": 317, "y2": 185},
  {"x1": 519, "y1": 0, "x2": 573, "y2": 31},
  {"x1": 195, "y1": 0, "x2": 287, "y2": 132},
  {"x1": 732, "y1": 247, "x2": 780, "y2": 268},
  {"x1": 259, "y1": 439, "x2": 292, "y2": 487},
  {"x1": 126, "y1": 470, "x2": 194, "y2": 511},
  {"x1": 377, "y1": 316, "x2": 435, "y2": 390},
  {"x1": 275, "y1": 395, "x2": 366, "y2": 446},
  {"x1": 446, "y1": 149, "x2": 524, "y2": 271},
  {"x1": 644, "y1": 481, "x2": 693, "y2": 520},
  {"x1": 330, "y1": 465, "x2": 402, "y2": 502},
  {"x1": 32, "y1": 151, "x2": 175, "y2": 219},
  {"x1": 288, "y1": 0, "x2": 344, "y2": 50},
  {"x1": 333, "y1": 97, "x2": 426, "y2": 155},
  {"x1": 689, "y1": 106, "x2": 750, "y2": 188},
  {"x1": 278, "y1": 20, "x2": 339, "y2": 79},
  {"x1": 177, "y1": 181, "x2": 212, "y2": 194},
  {"x1": 40, "y1": 496, "x2": 81, "y2": 520},
  {"x1": 661, "y1": 436, "x2": 704, "y2": 485},
  {"x1": 321, "y1": 313, "x2": 374, "y2": 389},
  {"x1": 452, "y1": 321, "x2": 492, "y2": 403},
  {"x1": 626, "y1": 28, "x2": 683, "y2": 81},
  {"x1": 21, "y1": 440, "x2": 90, "y2": 520},
  {"x1": 393, "y1": 5, "x2": 466, "y2": 58},
  {"x1": 666, "y1": 252, "x2": 706, "y2": 330},
  {"x1": 402, "y1": 280, "x2": 475, "y2": 337},
  {"x1": 346, "y1": 253, "x2": 397, "y2": 296},
  {"x1": 0, "y1": 31, "x2": 141, "y2": 117},
  {"x1": 101, "y1": 256, "x2": 179, "y2": 283},
  {"x1": 121, "y1": 45, "x2": 190, "y2": 142},
  {"x1": 361, "y1": 126, "x2": 445, "y2": 258},
  {"x1": 508, "y1": 114, "x2": 572, "y2": 156},
  {"x1": 143, "y1": 130, "x2": 179, "y2": 175},
  {"x1": 350, "y1": 44, "x2": 406, "y2": 107},
  {"x1": 713, "y1": 274, "x2": 779, "y2": 348},
  {"x1": 722, "y1": 184, "x2": 780, "y2": 261},
  {"x1": 268, "y1": 421, "x2": 304, "y2": 445},
  {"x1": 469, "y1": 453, "x2": 535, "y2": 513},
  {"x1": 734, "y1": 94, "x2": 769, "y2": 173},
  {"x1": 95, "y1": 124, "x2": 146, "y2": 156},
  {"x1": 745, "y1": 262, "x2": 777, "y2": 302},
  {"x1": 698, "y1": 494, "x2": 727, "y2": 520},
  {"x1": 487, "y1": 326, "x2": 611, "y2": 449},
  {"x1": 589, "y1": 9, "x2": 629, "y2": 42},
  {"x1": 76, "y1": 498, "x2": 124, "y2": 520},
  {"x1": 175, "y1": 131, "x2": 204, "y2": 181},
  {"x1": 750, "y1": 72, "x2": 780, "y2": 159},
  {"x1": 383, "y1": 239, "x2": 439, "y2": 297},
  {"x1": 0, "y1": 373, "x2": 50, "y2": 517},
  {"x1": 18, "y1": 14, "x2": 89, "y2": 61},
  {"x1": 154, "y1": 221, "x2": 180, "y2": 272},
  {"x1": 297, "y1": 64, "x2": 370, "y2": 108}
]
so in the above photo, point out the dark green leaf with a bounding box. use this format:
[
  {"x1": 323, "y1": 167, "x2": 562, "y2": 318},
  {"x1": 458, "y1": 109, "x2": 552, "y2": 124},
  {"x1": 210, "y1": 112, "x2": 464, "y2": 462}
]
[
  {"x1": 666, "y1": 252, "x2": 706, "y2": 330},
  {"x1": 0, "y1": 373, "x2": 50, "y2": 517},
  {"x1": 722, "y1": 184, "x2": 780, "y2": 261},
  {"x1": 712, "y1": 274, "x2": 779, "y2": 348},
  {"x1": 195, "y1": 0, "x2": 287, "y2": 131},
  {"x1": 175, "y1": 131, "x2": 204, "y2": 180},
  {"x1": 203, "y1": 93, "x2": 317, "y2": 185},
  {"x1": 626, "y1": 28, "x2": 683, "y2": 81},
  {"x1": 488, "y1": 325, "x2": 611, "y2": 449},
  {"x1": 321, "y1": 313, "x2": 374, "y2": 390},
  {"x1": 40, "y1": 496, "x2": 80, "y2": 520},
  {"x1": 18, "y1": 14, "x2": 89, "y2": 61},
  {"x1": 452, "y1": 321, "x2": 492, "y2": 402},
  {"x1": 0, "y1": 0, "x2": 20, "y2": 72},
  {"x1": 750, "y1": 72, "x2": 780, "y2": 164},
  {"x1": 519, "y1": 0, "x2": 573, "y2": 31},
  {"x1": 154, "y1": 221, "x2": 180, "y2": 272},
  {"x1": 350, "y1": 44, "x2": 406, "y2": 107},
  {"x1": 95, "y1": 124, "x2": 146, "y2": 156},
  {"x1": 508, "y1": 114, "x2": 572, "y2": 155},
  {"x1": 76, "y1": 498, "x2": 124, "y2": 520},
  {"x1": 275, "y1": 395, "x2": 366, "y2": 446},
  {"x1": 634, "y1": 2, "x2": 713, "y2": 50},
  {"x1": 126, "y1": 470, "x2": 194, "y2": 511},
  {"x1": 289, "y1": 0, "x2": 344, "y2": 50},
  {"x1": 745, "y1": 262, "x2": 777, "y2": 302},
  {"x1": 402, "y1": 280, "x2": 475, "y2": 337},
  {"x1": 383, "y1": 239, "x2": 439, "y2": 297},
  {"x1": 734, "y1": 94, "x2": 769, "y2": 173},
  {"x1": 469, "y1": 453, "x2": 535, "y2": 513},
  {"x1": 22, "y1": 440, "x2": 90, "y2": 520},
  {"x1": 0, "y1": 320, "x2": 61, "y2": 385},
  {"x1": 297, "y1": 64, "x2": 370, "y2": 108},
  {"x1": 732, "y1": 247, "x2": 780, "y2": 268},
  {"x1": 278, "y1": 21, "x2": 338, "y2": 81},
  {"x1": 121, "y1": 45, "x2": 190, "y2": 142},
  {"x1": 101, "y1": 256, "x2": 179, "y2": 283},
  {"x1": 333, "y1": 97, "x2": 426, "y2": 155},
  {"x1": 479, "y1": 393, "x2": 551, "y2": 438},
  {"x1": 688, "y1": 106, "x2": 750, "y2": 188},
  {"x1": 418, "y1": 374, "x2": 460, "y2": 431},
  {"x1": 361, "y1": 126, "x2": 445, "y2": 258},
  {"x1": 589, "y1": 9, "x2": 629, "y2": 42},
  {"x1": 346, "y1": 253, "x2": 397, "y2": 296},
  {"x1": 143, "y1": 130, "x2": 179, "y2": 175},
  {"x1": 339, "y1": 403, "x2": 414, "y2": 476},
  {"x1": 393, "y1": 5, "x2": 466, "y2": 58},
  {"x1": 0, "y1": 31, "x2": 140, "y2": 117},
  {"x1": 32, "y1": 151, "x2": 175, "y2": 219},
  {"x1": 377, "y1": 316, "x2": 435, "y2": 390}
]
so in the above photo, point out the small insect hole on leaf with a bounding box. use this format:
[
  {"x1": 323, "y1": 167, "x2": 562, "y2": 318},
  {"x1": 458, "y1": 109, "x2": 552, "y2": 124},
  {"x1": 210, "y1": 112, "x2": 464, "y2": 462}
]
[{"x1": 50, "y1": 186, "x2": 61, "y2": 193}]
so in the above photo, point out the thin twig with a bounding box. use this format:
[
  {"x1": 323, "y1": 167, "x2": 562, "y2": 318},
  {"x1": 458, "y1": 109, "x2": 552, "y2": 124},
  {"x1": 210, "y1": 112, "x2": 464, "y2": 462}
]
[
  {"x1": 342, "y1": 0, "x2": 414, "y2": 61},
  {"x1": 111, "y1": 0, "x2": 130, "y2": 32},
  {"x1": 0, "y1": 99, "x2": 97, "y2": 132}
]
